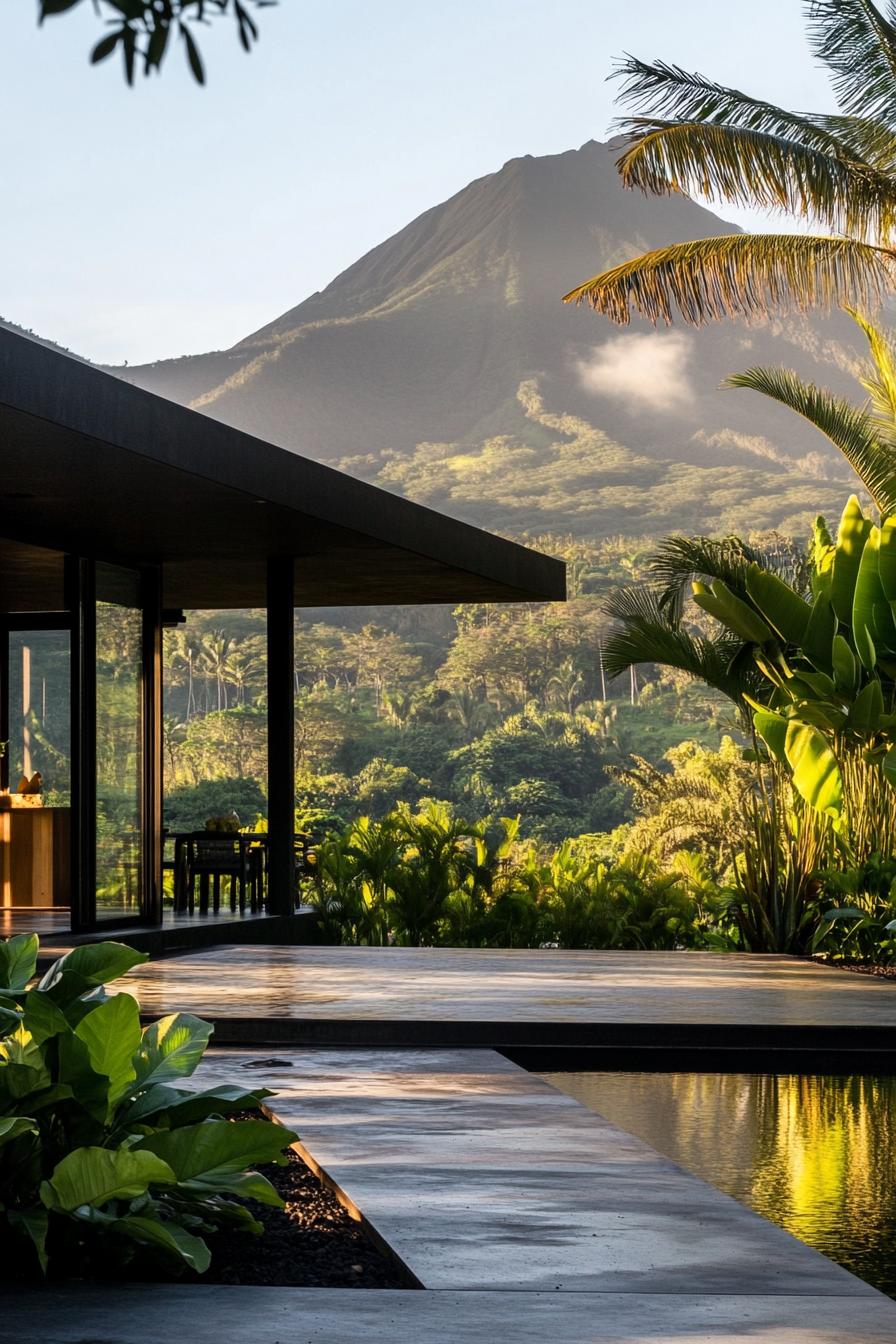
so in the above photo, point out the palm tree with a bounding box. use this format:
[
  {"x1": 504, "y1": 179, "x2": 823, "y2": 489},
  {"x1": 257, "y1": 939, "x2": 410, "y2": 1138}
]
[
  {"x1": 725, "y1": 307, "x2": 896, "y2": 516},
  {"x1": 600, "y1": 533, "x2": 810, "y2": 726},
  {"x1": 564, "y1": 2, "x2": 896, "y2": 326}
]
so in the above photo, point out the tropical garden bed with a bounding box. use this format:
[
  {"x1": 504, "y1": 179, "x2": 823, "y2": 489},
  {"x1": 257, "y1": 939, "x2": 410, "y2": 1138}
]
[
  {"x1": 130, "y1": 1137, "x2": 411, "y2": 1289},
  {"x1": 0, "y1": 933, "x2": 410, "y2": 1288}
]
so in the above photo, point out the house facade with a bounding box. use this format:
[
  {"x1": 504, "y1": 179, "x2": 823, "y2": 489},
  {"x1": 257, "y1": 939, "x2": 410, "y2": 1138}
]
[{"x1": 0, "y1": 329, "x2": 565, "y2": 934}]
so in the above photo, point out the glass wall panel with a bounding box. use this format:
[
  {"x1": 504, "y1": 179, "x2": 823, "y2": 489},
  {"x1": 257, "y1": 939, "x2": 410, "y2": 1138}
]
[
  {"x1": 94, "y1": 564, "x2": 143, "y2": 920},
  {"x1": 7, "y1": 630, "x2": 71, "y2": 802},
  {"x1": 3, "y1": 628, "x2": 71, "y2": 911}
]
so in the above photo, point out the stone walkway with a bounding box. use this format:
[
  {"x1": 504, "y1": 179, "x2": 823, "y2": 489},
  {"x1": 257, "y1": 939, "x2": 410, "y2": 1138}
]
[
  {"x1": 12, "y1": 1283, "x2": 896, "y2": 1343},
  {"x1": 195, "y1": 1047, "x2": 889, "y2": 1298},
  {"x1": 12, "y1": 1046, "x2": 896, "y2": 1342}
]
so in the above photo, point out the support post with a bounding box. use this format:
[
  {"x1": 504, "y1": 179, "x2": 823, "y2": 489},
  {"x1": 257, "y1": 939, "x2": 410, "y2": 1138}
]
[
  {"x1": 142, "y1": 567, "x2": 163, "y2": 926},
  {"x1": 266, "y1": 557, "x2": 295, "y2": 916}
]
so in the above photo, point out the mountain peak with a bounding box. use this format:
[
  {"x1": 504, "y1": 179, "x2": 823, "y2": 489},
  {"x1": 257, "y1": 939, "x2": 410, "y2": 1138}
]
[{"x1": 117, "y1": 142, "x2": 862, "y2": 542}]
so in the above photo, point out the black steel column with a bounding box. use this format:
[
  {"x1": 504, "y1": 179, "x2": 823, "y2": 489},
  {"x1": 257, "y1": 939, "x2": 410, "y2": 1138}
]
[
  {"x1": 68, "y1": 556, "x2": 95, "y2": 932},
  {"x1": 0, "y1": 620, "x2": 8, "y2": 794},
  {"x1": 266, "y1": 557, "x2": 295, "y2": 916},
  {"x1": 142, "y1": 567, "x2": 163, "y2": 926}
]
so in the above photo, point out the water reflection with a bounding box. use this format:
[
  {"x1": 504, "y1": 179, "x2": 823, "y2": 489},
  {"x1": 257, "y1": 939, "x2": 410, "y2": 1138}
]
[{"x1": 541, "y1": 1071, "x2": 896, "y2": 1297}]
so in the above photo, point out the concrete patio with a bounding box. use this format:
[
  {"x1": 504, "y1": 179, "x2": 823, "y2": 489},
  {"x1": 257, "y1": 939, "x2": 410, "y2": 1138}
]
[
  {"x1": 11, "y1": 1045, "x2": 896, "y2": 1342},
  {"x1": 119, "y1": 945, "x2": 896, "y2": 1060}
]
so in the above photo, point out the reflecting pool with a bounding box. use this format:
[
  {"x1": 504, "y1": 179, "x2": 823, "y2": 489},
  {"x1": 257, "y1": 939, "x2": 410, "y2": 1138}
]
[{"x1": 541, "y1": 1071, "x2": 896, "y2": 1297}]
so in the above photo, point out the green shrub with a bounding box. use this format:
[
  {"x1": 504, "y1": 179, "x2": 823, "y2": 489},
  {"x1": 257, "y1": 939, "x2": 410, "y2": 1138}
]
[{"x1": 0, "y1": 934, "x2": 296, "y2": 1279}]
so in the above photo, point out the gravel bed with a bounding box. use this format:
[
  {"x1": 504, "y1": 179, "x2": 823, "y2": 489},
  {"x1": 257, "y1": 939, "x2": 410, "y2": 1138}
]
[
  {"x1": 829, "y1": 960, "x2": 896, "y2": 981},
  {"x1": 198, "y1": 1145, "x2": 414, "y2": 1288}
]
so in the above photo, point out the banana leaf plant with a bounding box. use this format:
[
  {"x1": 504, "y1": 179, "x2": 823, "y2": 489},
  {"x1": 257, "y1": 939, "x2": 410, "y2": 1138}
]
[
  {"x1": 0, "y1": 933, "x2": 296, "y2": 1279},
  {"x1": 687, "y1": 495, "x2": 896, "y2": 852}
]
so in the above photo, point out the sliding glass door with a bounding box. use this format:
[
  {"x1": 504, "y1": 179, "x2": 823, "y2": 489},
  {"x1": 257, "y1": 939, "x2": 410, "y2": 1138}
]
[
  {"x1": 94, "y1": 564, "x2": 145, "y2": 922},
  {"x1": 71, "y1": 558, "x2": 161, "y2": 930}
]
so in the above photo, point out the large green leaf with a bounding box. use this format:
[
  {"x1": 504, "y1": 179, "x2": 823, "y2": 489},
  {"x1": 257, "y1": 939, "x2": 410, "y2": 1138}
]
[
  {"x1": 113, "y1": 1213, "x2": 211, "y2": 1273},
  {"x1": 133, "y1": 1013, "x2": 213, "y2": 1089},
  {"x1": 878, "y1": 515, "x2": 896, "y2": 601},
  {"x1": 847, "y1": 679, "x2": 885, "y2": 735},
  {"x1": 831, "y1": 495, "x2": 872, "y2": 625},
  {"x1": 853, "y1": 524, "x2": 896, "y2": 667},
  {"x1": 832, "y1": 633, "x2": 858, "y2": 696},
  {"x1": 74, "y1": 993, "x2": 141, "y2": 1114},
  {"x1": 57, "y1": 1033, "x2": 119, "y2": 1124},
  {"x1": 124, "y1": 1083, "x2": 269, "y2": 1127},
  {"x1": 803, "y1": 594, "x2": 837, "y2": 673},
  {"x1": 137, "y1": 1118, "x2": 294, "y2": 1196},
  {"x1": 0, "y1": 1115, "x2": 38, "y2": 1148},
  {"x1": 0, "y1": 933, "x2": 39, "y2": 993},
  {"x1": 692, "y1": 579, "x2": 773, "y2": 643},
  {"x1": 41, "y1": 1146, "x2": 175, "y2": 1212},
  {"x1": 753, "y1": 709, "x2": 789, "y2": 763},
  {"x1": 784, "y1": 720, "x2": 843, "y2": 816},
  {"x1": 23, "y1": 990, "x2": 70, "y2": 1046},
  {"x1": 38, "y1": 942, "x2": 148, "y2": 1004},
  {"x1": 745, "y1": 565, "x2": 812, "y2": 643}
]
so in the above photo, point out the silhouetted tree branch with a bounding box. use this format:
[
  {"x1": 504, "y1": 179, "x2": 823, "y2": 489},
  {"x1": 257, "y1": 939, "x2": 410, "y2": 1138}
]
[{"x1": 37, "y1": 0, "x2": 275, "y2": 85}]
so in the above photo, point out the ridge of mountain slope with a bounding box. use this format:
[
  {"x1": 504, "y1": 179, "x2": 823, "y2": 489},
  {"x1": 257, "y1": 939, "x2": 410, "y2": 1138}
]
[{"x1": 113, "y1": 140, "x2": 867, "y2": 539}]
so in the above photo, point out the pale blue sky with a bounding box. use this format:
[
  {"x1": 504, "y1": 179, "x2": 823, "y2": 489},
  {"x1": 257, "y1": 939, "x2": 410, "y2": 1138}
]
[{"x1": 2, "y1": 1, "x2": 833, "y2": 364}]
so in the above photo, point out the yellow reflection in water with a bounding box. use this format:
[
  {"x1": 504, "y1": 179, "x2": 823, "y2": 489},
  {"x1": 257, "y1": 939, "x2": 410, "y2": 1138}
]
[{"x1": 542, "y1": 1072, "x2": 896, "y2": 1295}]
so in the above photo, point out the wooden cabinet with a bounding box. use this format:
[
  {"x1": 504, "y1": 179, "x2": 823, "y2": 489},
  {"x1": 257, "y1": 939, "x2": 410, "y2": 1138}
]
[{"x1": 0, "y1": 807, "x2": 71, "y2": 907}]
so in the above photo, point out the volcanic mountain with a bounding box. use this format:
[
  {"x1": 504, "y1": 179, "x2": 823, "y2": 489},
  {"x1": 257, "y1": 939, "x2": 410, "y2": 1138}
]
[{"x1": 115, "y1": 140, "x2": 868, "y2": 540}]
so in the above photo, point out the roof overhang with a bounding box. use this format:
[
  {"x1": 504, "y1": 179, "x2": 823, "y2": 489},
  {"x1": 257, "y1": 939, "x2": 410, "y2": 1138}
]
[{"x1": 0, "y1": 329, "x2": 565, "y2": 610}]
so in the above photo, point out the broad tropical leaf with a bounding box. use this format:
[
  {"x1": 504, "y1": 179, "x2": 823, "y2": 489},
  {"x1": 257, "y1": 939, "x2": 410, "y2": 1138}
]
[
  {"x1": 73, "y1": 993, "x2": 141, "y2": 1112},
  {"x1": 803, "y1": 594, "x2": 837, "y2": 673},
  {"x1": 41, "y1": 1146, "x2": 176, "y2": 1212},
  {"x1": 831, "y1": 495, "x2": 873, "y2": 624},
  {"x1": 38, "y1": 942, "x2": 147, "y2": 1004},
  {"x1": 0, "y1": 1115, "x2": 38, "y2": 1147},
  {"x1": 137, "y1": 1117, "x2": 294, "y2": 1204},
  {"x1": 691, "y1": 579, "x2": 773, "y2": 643},
  {"x1": 133, "y1": 1013, "x2": 213, "y2": 1089},
  {"x1": 878, "y1": 514, "x2": 896, "y2": 598},
  {"x1": 745, "y1": 566, "x2": 813, "y2": 643},
  {"x1": 784, "y1": 719, "x2": 844, "y2": 816},
  {"x1": 113, "y1": 1213, "x2": 212, "y2": 1273},
  {"x1": 123, "y1": 1082, "x2": 268, "y2": 1126},
  {"x1": 0, "y1": 934, "x2": 38, "y2": 994}
]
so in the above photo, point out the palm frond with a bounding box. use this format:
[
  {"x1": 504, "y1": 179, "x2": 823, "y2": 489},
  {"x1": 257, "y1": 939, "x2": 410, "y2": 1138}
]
[
  {"x1": 723, "y1": 362, "x2": 896, "y2": 515},
  {"x1": 562, "y1": 234, "x2": 896, "y2": 325},
  {"x1": 818, "y1": 113, "x2": 896, "y2": 169},
  {"x1": 615, "y1": 119, "x2": 896, "y2": 239},
  {"x1": 645, "y1": 535, "x2": 764, "y2": 609},
  {"x1": 809, "y1": 0, "x2": 896, "y2": 127},
  {"x1": 613, "y1": 56, "x2": 856, "y2": 153},
  {"x1": 601, "y1": 585, "x2": 755, "y2": 707},
  {"x1": 846, "y1": 304, "x2": 896, "y2": 425}
]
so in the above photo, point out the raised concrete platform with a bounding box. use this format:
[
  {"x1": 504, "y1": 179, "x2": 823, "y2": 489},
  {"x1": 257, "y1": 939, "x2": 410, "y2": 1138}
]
[
  {"x1": 197, "y1": 1047, "x2": 888, "y2": 1300},
  {"x1": 10, "y1": 1284, "x2": 896, "y2": 1344},
  {"x1": 9, "y1": 1047, "x2": 896, "y2": 1342},
  {"x1": 120, "y1": 945, "x2": 896, "y2": 1059}
]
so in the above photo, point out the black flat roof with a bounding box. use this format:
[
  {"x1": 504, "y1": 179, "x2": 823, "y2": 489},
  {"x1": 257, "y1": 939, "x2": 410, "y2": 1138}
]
[{"x1": 0, "y1": 329, "x2": 565, "y2": 610}]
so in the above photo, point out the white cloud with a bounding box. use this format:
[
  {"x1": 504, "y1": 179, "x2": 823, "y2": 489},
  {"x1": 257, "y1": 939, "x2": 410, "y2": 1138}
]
[{"x1": 575, "y1": 331, "x2": 695, "y2": 412}]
